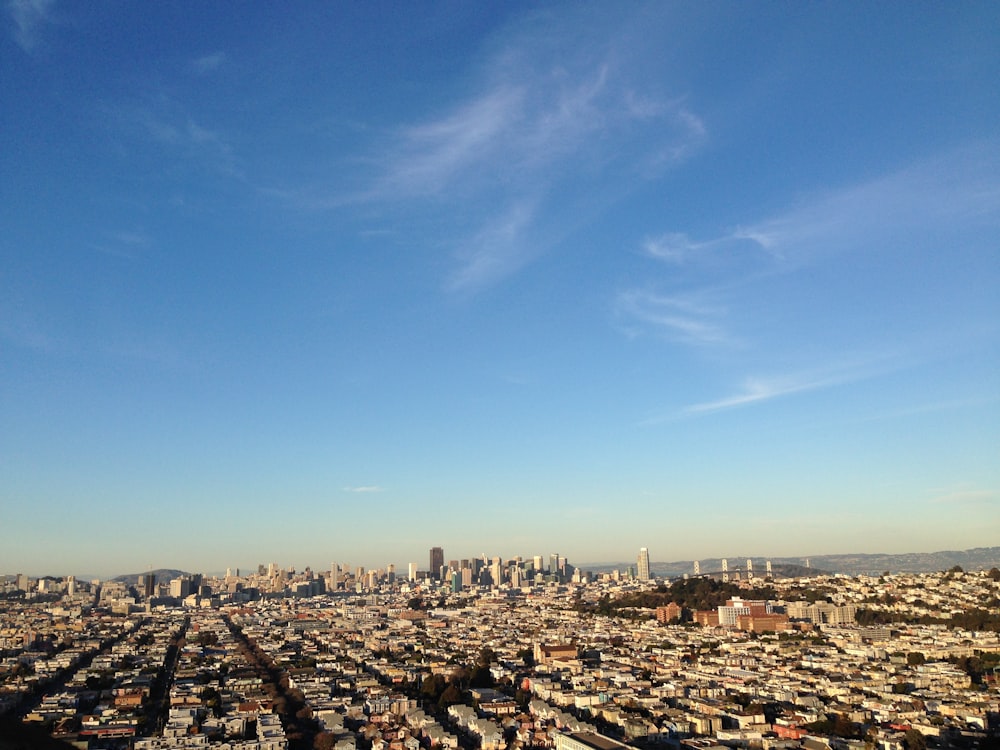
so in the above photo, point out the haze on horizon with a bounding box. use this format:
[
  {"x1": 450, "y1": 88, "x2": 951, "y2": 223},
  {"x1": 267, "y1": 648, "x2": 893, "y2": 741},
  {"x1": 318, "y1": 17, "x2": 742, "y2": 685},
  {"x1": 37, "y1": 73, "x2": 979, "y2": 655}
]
[{"x1": 2, "y1": 2, "x2": 998, "y2": 579}]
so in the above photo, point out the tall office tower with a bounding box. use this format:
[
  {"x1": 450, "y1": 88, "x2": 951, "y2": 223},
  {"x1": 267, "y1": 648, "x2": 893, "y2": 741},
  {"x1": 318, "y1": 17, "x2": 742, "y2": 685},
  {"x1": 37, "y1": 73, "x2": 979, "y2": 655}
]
[
  {"x1": 387, "y1": 563, "x2": 396, "y2": 584},
  {"x1": 489, "y1": 557, "x2": 502, "y2": 587},
  {"x1": 430, "y1": 547, "x2": 444, "y2": 580},
  {"x1": 533, "y1": 555, "x2": 543, "y2": 573},
  {"x1": 142, "y1": 573, "x2": 156, "y2": 598},
  {"x1": 67, "y1": 575, "x2": 76, "y2": 596},
  {"x1": 267, "y1": 562, "x2": 276, "y2": 577},
  {"x1": 330, "y1": 564, "x2": 340, "y2": 590},
  {"x1": 408, "y1": 562, "x2": 418, "y2": 581},
  {"x1": 510, "y1": 565, "x2": 523, "y2": 588},
  {"x1": 637, "y1": 548, "x2": 651, "y2": 581},
  {"x1": 549, "y1": 553, "x2": 559, "y2": 578},
  {"x1": 693, "y1": 560, "x2": 701, "y2": 575}
]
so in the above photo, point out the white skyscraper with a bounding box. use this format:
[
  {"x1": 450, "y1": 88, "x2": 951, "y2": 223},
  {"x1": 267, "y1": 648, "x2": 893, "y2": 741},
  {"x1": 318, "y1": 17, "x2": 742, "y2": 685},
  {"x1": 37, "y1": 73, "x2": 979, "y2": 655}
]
[{"x1": 637, "y1": 547, "x2": 651, "y2": 581}]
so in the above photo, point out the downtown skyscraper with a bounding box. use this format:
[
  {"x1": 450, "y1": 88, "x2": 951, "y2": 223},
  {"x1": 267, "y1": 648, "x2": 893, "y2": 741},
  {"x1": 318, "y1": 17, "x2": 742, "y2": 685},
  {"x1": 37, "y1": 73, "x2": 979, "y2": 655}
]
[
  {"x1": 637, "y1": 547, "x2": 651, "y2": 581},
  {"x1": 429, "y1": 546, "x2": 444, "y2": 580}
]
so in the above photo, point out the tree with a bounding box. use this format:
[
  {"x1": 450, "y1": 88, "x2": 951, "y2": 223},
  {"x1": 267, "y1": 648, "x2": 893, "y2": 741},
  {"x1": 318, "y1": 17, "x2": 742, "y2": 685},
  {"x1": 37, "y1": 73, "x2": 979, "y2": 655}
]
[
  {"x1": 906, "y1": 652, "x2": 926, "y2": 666},
  {"x1": 903, "y1": 728, "x2": 927, "y2": 750},
  {"x1": 195, "y1": 631, "x2": 219, "y2": 647},
  {"x1": 477, "y1": 647, "x2": 498, "y2": 667},
  {"x1": 470, "y1": 664, "x2": 494, "y2": 688},
  {"x1": 438, "y1": 683, "x2": 463, "y2": 708}
]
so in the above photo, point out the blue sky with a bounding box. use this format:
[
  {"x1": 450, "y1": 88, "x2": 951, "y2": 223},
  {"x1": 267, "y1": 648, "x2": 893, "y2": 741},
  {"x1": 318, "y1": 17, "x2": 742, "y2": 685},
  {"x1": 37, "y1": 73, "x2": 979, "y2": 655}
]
[{"x1": 2, "y1": 2, "x2": 998, "y2": 578}]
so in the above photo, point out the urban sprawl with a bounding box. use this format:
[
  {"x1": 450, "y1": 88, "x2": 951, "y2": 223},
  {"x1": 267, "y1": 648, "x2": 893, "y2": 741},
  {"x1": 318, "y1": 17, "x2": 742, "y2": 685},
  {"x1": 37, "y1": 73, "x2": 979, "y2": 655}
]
[{"x1": 2, "y1": 549, "x2": 999, "y2": 750}]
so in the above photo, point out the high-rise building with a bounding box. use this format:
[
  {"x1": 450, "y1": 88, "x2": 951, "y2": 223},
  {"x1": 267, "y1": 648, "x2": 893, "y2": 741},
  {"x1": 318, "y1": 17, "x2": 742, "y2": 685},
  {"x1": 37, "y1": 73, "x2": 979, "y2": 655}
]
[
  {"x1": 430, "y1": 547, "x2": 444, "y2": 580},
  {"x1": 490, "y1": 557, "x2": 503, "y2": 588},
  {"x1": 408, "y1": 562, "x2": 418, "y2": 581},
  {"x1": 142, "y1": 572, "x2": 156, "y2": 598},
  {"x1": 637, "y1": 547, "x2": 651, "y2": 581}
]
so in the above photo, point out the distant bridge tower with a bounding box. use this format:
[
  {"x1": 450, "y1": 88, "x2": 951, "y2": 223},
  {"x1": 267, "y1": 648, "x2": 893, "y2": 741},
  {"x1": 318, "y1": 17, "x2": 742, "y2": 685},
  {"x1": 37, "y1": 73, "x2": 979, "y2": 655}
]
[
  {"x1": 747, "y1": 559, "x2": 754, "y2": 580},
  {"x1": 766, "y1": 560, "x2": 772, "y2": 577},
  {"x1": 805, "y1": 558, "x2": 811, "y2": 569},
  {"x1": 722, "y1": 558, "x2": 729, "y2": 583},
  {"x1": 693, "y1": 560, "x2": 700, "y2": 576}
]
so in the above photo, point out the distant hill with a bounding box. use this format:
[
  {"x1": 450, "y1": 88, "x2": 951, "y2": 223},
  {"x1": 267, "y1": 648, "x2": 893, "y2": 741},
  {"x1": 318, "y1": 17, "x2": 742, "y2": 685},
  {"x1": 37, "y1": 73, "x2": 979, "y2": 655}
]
[
  {"x1": 112, "y1": 568, "x2": 188, "y2": 586},
  {"x1": 794, "y1": 547, "x2": 1000, "y2": 576},
  {"x1": 580, "y1": 547, "x2": 1000, "y2": 578}
]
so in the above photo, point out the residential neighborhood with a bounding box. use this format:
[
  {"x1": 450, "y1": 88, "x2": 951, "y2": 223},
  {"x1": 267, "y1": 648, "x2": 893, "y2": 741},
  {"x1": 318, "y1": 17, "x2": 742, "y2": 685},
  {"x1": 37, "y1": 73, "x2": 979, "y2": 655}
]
[{"x1": 2, "y1": 561, "x2": 998, "y2": 750}]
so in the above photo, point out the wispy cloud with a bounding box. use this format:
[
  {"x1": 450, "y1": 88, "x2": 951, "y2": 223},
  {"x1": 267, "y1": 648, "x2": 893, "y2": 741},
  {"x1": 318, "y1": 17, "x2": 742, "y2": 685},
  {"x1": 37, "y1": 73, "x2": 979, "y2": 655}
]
[
  {"x1": 372, "y1": 86, "x2": 526, "y2": 199},
  {"x1": 637, "y1": 141, "x2": 1000, "y2": 289},
  {"x1": 642, "y1": 233, "x2": 702, "y2": 264},
  {"x1": 342, "y1": 485, "x2": 384, "y2": 494},
  {"x1": 616, "y1": 289, "x2": 729, "y2": 346},
  {"x1": 722, "y1": 143, "x2": 1000, "y2": 269},
  {"x1": 447, "y1": 200, "x2": 537, "y2": 292},
  {"x1": 191, "y1": 51, "x2": 226, "y2": 74},
  {"x1": 672, "y1": 354, "x2": 898, "y2": 417},
  {"x1": 682, "y1": 373, "x2": 847, "y2": 415},
  {"x1": 7, "y1": 0, "x2": 56, "y2": 52},
  {"x1": 928, "y1": 486, "x2": 998, "y2": 506},
  {"x1": 113, "y1": 98, "x2": 240, "y2": 177},
  {"x1": 628, "y1": 141, "x2": 1000, "y2": 427},
  {"x1": 349, "y1": 11, "x2": 707, "y2": 292}
]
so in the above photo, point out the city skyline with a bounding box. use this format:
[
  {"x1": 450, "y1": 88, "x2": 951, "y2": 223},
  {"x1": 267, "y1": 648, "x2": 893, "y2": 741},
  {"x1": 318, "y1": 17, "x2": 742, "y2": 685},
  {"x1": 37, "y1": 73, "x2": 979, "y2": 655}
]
[
  {"x1": 6, "y1": 543, "x2": 1000, "y2": 582},
  {"x1": 2, "y1": 3, "x2": 999, "y2": 578}
]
